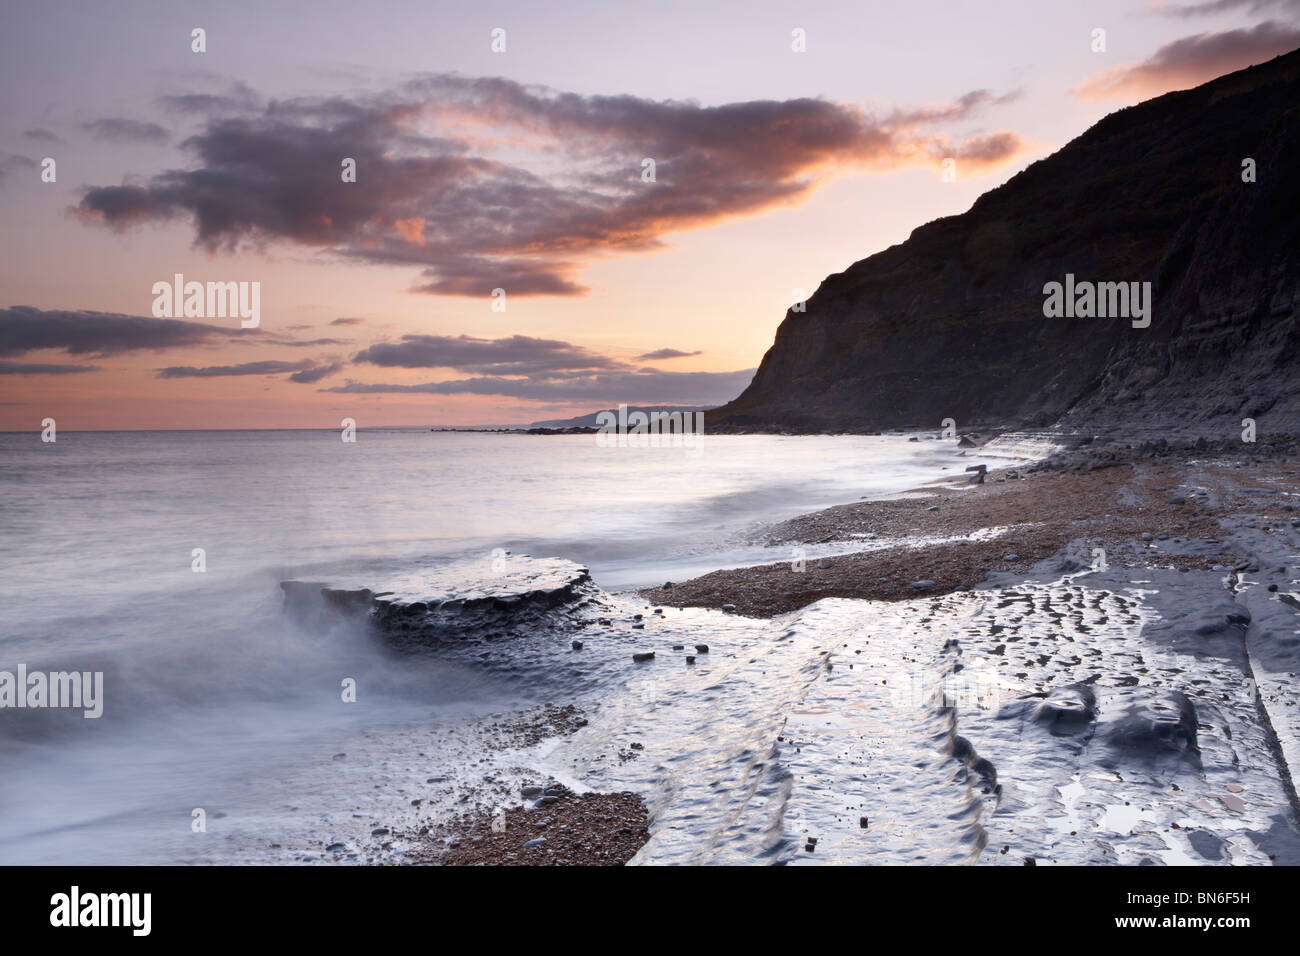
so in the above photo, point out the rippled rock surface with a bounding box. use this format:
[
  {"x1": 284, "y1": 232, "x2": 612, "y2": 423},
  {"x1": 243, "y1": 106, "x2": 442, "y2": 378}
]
[
  {"x1": 272, "y1": 535, "x2": 1300, "y2": 866},
  {"x1": 520, "y1": 568, "x2": 1300, "y2": 866}
]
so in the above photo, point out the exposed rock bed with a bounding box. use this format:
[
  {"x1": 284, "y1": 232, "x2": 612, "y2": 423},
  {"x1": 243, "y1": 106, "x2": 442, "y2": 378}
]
[{"x1": 280, "y1": 554, "x2": 605, "y2": 649}]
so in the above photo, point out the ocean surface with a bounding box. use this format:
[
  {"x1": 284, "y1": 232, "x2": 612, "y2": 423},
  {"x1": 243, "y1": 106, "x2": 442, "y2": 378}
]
[{"x1": 0, "y1": 429, "x2": 983, "y2": 864}]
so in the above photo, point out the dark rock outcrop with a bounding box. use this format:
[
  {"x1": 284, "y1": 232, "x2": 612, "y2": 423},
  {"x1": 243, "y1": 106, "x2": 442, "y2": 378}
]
[
  {"x1": 280, "y1": 555, "x2": 602, "y2": 647},
  {"x1": 712, "y1": 50, "x2": 1300, "y2": 439},
  {"x1": 1101, "y1": 691, "x2": 1201, "y2": 763}
]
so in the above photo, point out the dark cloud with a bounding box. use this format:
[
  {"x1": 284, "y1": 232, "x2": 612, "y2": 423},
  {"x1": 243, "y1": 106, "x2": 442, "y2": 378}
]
[
  {"x1": 636, "y1": 348, "x2": 701, "y2": 360},
  {"x1": 0, "y1": 153, "x2": 36, "y2": 187},
  {"x1": 941, "y1": 132, "x2": 1025, "y2": 164},
  {"x1": 323, "y1": 368, "x2": 755, "y2": 406},
  {"x1": 23, "y1": 129, "x2": 62, "y2": 144},
  {"x1": 157, "y1": 81, "x2": 261, "y2": 117},
  {"x1": 329, "y1": 317, "x2": 365, "y2": 325},
  {"x1": 885, "y1": 89, "x2": 1023, "y2": 125},
  {"x1": 71, "y1": 183, "x2": 178, "y2": 226},
  {"x1": 156, "y1": 359, "x2": 317, "y2": 379},
  {"x1": 1075, "y1": 21, "x2": 1300, "y2": 99},
  {"x1": 1156, "y1": 0, "x2": 1300, "y2": 17},
  {"x1": 353, "y1": 334, "x2": 624, "y2": 375},
  {"x1": 0, "y1": 361, "x2": 100, "y2": 374},
  {"x1": 339, "y1": 330, "x2": 751, "y2": 404},
  {"x1": 75, "y1": 75, "x2": 1026, "y2": 297},
  {"x1": 0, "y1": 306, "x2": 242, "y2": 357},
  {"x1": 82, "y1": 118, "x2": 172, "y2": 145},
  {"x1": 263, "y1": 337, "x2": 349, "y2": 347},
  {"x1": 288, "y1": 361, "x2": 343, "y2": 383}
]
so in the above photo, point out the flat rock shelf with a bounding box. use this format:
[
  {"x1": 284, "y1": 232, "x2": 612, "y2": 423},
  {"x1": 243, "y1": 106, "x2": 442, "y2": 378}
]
[{"x1": 280, "y1": 554, "x2": 602, "y2": 648}]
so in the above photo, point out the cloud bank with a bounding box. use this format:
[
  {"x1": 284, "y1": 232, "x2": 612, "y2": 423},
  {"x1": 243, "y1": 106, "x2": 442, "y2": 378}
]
[
  {"x1": 1075, "y1": 21, "x2": 1300, "y2": 99},
  {"x1": 74, "y1": 75, "x2": 1026, "y2": 297},
  {"x1": 0, "y1": 306, "x2": 243, "y2": 357}
]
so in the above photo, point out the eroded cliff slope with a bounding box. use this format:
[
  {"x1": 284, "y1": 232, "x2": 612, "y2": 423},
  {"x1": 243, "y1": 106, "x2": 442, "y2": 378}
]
[{"x1": 713, "y1": 50, "x2": 1300, "y2": 439}]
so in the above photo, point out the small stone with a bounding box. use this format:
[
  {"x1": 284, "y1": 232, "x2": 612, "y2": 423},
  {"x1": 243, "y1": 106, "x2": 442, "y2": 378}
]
[
  {"x1": 523, "y1": 838, "x2": 546, "y2": 849},
  {"x1": 571, "y1": 640, "x2": 584, "y2": 650},
  {"x1": 721, "y1": 604, "x2": 737, "y2": 613},
  {"x1": 910, "y1": 579, "x2": 935, "y2": 589},
  {"x1": 859, "y1": 816, "x2": 869, "y2": 829},
  {"x1": 633, "y1": 651, "x2": 655, "y2": 662},
  {"x1": 1003, "y1": 554, "x2": 1019, "y2": 562},
  {"x1": 817, "y1": 559, "x2": 832, "y2": 569},
  {"x1": 522, "y1": 786, "x2": 543, "y2": 798},
  {"x1": 1141, "y1": 532, "x2": 1153, "y2": 542},
  {"x1": 686, "y1": 655, "x2": 696, "y2": 664},
  {"x1": 694, "y1": 644, "x2": 709, "y2": 653}
]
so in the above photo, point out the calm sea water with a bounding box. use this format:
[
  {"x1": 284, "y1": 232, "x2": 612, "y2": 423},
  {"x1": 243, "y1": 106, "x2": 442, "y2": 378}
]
[{"x1": 0, "y1": 429, "x2": 975, "y2": 864}]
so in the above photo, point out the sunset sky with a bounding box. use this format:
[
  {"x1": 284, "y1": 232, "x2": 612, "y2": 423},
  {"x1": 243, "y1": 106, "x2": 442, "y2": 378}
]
[{"x1": 2, "y1": 0, "x2": 1298, "y2": 429}]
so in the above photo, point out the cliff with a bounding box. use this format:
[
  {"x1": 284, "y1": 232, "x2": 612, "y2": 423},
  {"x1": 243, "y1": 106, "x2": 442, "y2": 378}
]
[{"x1": 712, "y1": 49, "x2": 1300, "y2": 440}]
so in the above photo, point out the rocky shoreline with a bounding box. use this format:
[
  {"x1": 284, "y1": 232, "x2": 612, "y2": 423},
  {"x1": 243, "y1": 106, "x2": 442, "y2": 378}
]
[
  {"x1": 640, "y1": 439, "x2": 1295, "y2": 617},
  {"x1": 337, "y1": 437, "x2": 1300, "y2": 865}
]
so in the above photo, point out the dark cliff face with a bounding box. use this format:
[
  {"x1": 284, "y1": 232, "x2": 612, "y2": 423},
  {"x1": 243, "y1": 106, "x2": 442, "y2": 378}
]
[{"x1": 712, "y1": 50, "x2": 1300, "y2": 438}]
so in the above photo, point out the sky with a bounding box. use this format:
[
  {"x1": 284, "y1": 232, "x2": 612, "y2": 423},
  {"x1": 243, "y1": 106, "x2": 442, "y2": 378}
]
[{"x1": 2, "y1": 0, "x2": 1298, "y2": 429}]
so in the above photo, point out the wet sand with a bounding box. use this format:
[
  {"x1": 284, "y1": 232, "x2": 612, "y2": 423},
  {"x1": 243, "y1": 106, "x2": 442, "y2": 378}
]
[{"x1": 641, "y1": 452, "x2": 1292, "y2": 617}]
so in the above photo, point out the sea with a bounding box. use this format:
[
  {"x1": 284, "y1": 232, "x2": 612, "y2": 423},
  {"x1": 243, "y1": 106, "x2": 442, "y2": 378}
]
[{"x1": 0, "y1": 429, "x2": 976, "y2": 864}]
